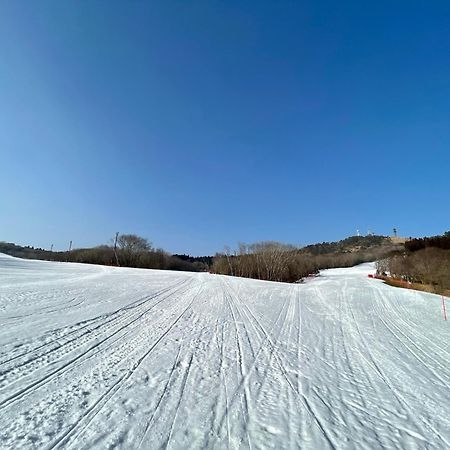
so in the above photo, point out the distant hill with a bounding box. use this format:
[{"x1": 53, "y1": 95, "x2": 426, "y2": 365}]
[
  {"x1": 0, "y1": 242, "x2": 53, "y2": 260},
  {"x1": 301, "y1": 235, "x2": 401, "y2": 255}
]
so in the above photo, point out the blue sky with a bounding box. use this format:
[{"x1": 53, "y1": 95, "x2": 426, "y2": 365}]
[{"x1": 1, "y1": 1, "x2": 449, "y2": 255}]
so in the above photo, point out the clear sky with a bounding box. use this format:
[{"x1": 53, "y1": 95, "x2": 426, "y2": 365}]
[{"x1": 1, "y1": 1, "x2": 449, "y2": 255}]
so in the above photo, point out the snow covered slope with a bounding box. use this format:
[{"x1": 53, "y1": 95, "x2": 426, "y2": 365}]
[{"x1": 0, "y1": 254, "x2": 449, "y2": 449}]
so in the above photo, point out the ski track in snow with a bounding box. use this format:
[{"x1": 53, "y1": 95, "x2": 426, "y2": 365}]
[{"x1": 0, "y1": 255, "x2": 449, "y2": 449}]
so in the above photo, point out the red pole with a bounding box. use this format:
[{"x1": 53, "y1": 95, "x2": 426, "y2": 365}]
[{"x1": 443, "y1": 296, "x2": 447, "y2": 321}]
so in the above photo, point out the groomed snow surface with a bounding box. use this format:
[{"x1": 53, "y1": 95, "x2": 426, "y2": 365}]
[{"x1": 0, "y1": 254, "x2": 449, "y2": 449}]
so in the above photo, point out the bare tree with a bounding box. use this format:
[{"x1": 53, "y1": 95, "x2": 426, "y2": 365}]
[
  {"x1": 117, "y1": 234, "x2": 152, "y2": 267},
  {"x1": 224, "y1": 245, "x2": 234, "y2": 276}
]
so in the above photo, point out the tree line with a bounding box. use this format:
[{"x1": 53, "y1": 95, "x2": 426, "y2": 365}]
[
  {"x1": 3, "y1": 233, "x2": 425, "y2": 284},
  {"x1": 376, "y1": 232, "x2": 450, "y2": 293},
  {"x1": 0, "y1": 235, "x2": 209, "y2": 272},
  {"x1": 404, "y1": 231, "x2": 450, "y2": 252},
  {"x1": 212, "y1": 236, "x2": 399, "y2": 283}
]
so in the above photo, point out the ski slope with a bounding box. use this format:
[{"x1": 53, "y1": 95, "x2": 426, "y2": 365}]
[{"x1": 0, "y1": 254, "x2": 449, "y2": 449}]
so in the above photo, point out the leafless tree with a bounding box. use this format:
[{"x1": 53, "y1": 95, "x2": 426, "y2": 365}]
[{"x1": 116, "y1": 234, "x2": 152, "y2": 267}]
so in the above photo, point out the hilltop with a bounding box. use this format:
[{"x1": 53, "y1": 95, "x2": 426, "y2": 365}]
[{"x1": 301, "y1": 234, "x2": 403, "y2": 255}]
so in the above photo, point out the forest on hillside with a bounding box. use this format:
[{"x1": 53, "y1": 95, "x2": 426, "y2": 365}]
[
  {"x1": 377, "y1": 232, "x2": 450, "y2": 293},
  {"x1": 212, "y1": 236, "x2": 401, "y2": 282}
]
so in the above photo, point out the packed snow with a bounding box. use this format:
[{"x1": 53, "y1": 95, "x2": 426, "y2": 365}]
[{"x1": 0, "y1": 253, "x2": 449, "y2": 449}]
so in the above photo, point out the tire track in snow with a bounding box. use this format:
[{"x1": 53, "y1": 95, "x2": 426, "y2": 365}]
[
  {"x1": 216, "y1": 279, "x2": 291, "y2": 440},
  {"x1": 368, "y1": 288, "x2": 450, "y2": 448},
  {"x1": 163, "y1": 353, "x2": 195, "y2": 450},
  {"x1": 372, "y1": 284, "x2": 450, "y2": 387},
  {"x1": 223, "y1": 279, "x2": 290, "y2": 396},
  {"x1": 295, "y1": 284, "x2": 307, "y2": 444},
  {"x1": 281, "y1": 285, "x2": 300, "y2": 448},
  {"x1": 138, "y1": 297, "x2": 210, "y2": 449},
  {"x1": 0, "y1": 278, "x2": 189, "y2": 370},
  {"x1": 387, "y1": 286, "x2": 450, "y2": 358},
  {"x1": 0, "y1": 279, "x2": 195, "y2": 410},
  {"x1": 136, "y1": 343, "x2": 184, "y2": 449},
  {"x1": 228, "y1": 285, "x2": 338, "y2": 449},
  {"x1": 0, "y1": 296, "x2": 83, "y2": 322},
  {"x1": 215, "y1": 321, "x2": 231, "y2": 449},
  {"x1": 199, "y1": 310, "x2": 232, "y2": 450},
  {"x1": 49, "y1": 285, "x2": 202, "y2": 450},
  {"x1": 344, "y1": 282, "x2": 449, "y2": 447},
  {"x1": 223, "y1": 289, "x2": 253, "y2": 449},
  {"x1": 222, "y1": 280, "x2": 337, "y2": 449},
  {"x1": 252, "y1": 291, "x2": 290, "y2": 398}
]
